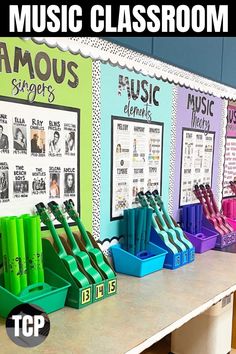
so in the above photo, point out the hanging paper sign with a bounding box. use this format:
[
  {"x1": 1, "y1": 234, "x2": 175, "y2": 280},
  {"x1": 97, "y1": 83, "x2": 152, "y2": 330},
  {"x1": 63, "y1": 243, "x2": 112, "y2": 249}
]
[
  {"x1": 172, "y1": 87, "x2": 223, "y2": 218},
  {"x1": 222, "y1": 101, "x2": 236, "y2": 198}
]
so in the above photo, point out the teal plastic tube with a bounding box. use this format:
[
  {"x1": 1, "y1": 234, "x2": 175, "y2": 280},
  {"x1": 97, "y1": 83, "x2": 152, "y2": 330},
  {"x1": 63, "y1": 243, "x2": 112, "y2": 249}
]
[
  {"x1": 16, "y1": 217, "x2": 27, "y2": 291},
  {"x1": 123, "y1": 209, "x2": 129, "y2": 251},
  {"x1": 5, "y1": 217, "x2": 21, "y2": 296},
  {"x1": 127, "y1": 209, "x2": 135, "y2": 255},
  {"x1": 35, "y1": 215, "x2": 44, "y2": 283},
  {"x1": 145, "y1": 208, "x2": 153, "y2": 248},
  {"x1": 135, "y1": 208, "x2": 143, "y2": 254},
  {"x1": 23, "y1": 216, "x2": 38, "y2": 285},
  {"x1": 140, "y1": 208, "x2": 147, "y2": 251},
  {"x1": 0, "y1": 218, "x2": 10, "y2": 291}
]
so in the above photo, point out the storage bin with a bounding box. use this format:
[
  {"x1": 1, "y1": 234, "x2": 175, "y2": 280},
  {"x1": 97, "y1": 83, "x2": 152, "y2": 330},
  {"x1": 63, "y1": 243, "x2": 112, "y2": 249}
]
[
  {"x1": 150, "y1": 228, "x2": 190, "y2": 269},
  {"x1": 171, "y1": 294, "x2": 233, "y2": 354},
  {"x1": 184, "y1": 227, "x2": 218, "y2": 253},
  {"x1": 0, "y1": 267, "x2": 70, "y2": 318},
  {"x1": 110, "y1": 242, "x2": 167, "y2": 277},
  {"x1": 202, "y1": 216, "x2": 236, "y2": 248}
]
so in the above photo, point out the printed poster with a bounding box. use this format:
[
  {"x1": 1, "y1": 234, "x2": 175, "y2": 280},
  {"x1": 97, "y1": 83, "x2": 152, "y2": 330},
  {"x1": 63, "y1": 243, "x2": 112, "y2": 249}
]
[
  {"x1": 180, "y1": 129, "x2": 215, "y2": 206},
  {"x1": 0, "y1": 98, "x2": 79, "y2": 216},
  {"x1": 173, "y1": 87, "x2": 222, "y2": 216},
  {"x1": 111, "y1": 117, "x2": 163, "y2": 219},
  {"x1": 223, "y1": 102, "x2": 236, "y2": 198}
]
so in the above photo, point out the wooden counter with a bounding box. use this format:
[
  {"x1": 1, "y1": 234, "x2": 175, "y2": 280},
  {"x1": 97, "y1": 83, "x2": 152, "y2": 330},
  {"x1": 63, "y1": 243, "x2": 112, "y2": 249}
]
[{"x1": 1, "y1": 250, "x2": 236, "y2": 354}]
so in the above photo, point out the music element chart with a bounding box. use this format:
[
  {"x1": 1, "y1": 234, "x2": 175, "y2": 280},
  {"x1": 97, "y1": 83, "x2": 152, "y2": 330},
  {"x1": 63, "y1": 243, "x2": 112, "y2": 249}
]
[
  {"x1": 111, "y1": 117, "x2": 163, "y2": 219},
  {"x1": 180, "y1": 129, "x2": 215, "y2": 206}
]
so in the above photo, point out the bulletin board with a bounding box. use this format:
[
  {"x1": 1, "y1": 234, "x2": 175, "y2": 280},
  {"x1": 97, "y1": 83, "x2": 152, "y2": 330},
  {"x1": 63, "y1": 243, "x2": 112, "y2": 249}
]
[
  {"x1": 99, "y1": 63, "x2": 173, "y2": 241},
  {"x1": 222, "y1": 101, "x2": 236, "y2": 198},
  {"x1": 0, "y1": 37, "x2": 93, "y2": 230},
  {"x1": 172, "y1": 86, "x2": 224, "y2": 220}
]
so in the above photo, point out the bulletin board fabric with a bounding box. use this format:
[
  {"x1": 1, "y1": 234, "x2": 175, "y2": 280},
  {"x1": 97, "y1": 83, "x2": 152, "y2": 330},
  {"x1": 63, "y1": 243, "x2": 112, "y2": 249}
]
[
  {"x1": 0, "y1": 37, "x2": 93, "y2": 231},
  {"x1": 171, "y1": 87, "x2": 226, "y2": 221},
  {"x1": 99, "y1": 63, "x2": 174, "y2": 242},
  {"x1": 222, "y1": 100, "x2": 236, "y2": 198},
  {"x1": 30, "y1": 37, "x2": 236, "y2": 101}
]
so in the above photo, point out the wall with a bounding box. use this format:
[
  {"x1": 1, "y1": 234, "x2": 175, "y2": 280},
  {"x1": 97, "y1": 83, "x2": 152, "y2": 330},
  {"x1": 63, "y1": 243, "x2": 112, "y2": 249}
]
[
  {"x1": 99, "y1": 63, "x2": 174, "y2": 240},
  {"x1": 104, "y1": 37, "x2": 236, "y2": 89},
  {"x1": 0, "y1": 37, "x2": 93, "y2": 231}
]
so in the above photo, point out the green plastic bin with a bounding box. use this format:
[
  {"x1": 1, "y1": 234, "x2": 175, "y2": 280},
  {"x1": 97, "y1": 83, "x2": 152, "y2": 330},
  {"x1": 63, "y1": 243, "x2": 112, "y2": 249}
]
[{"x1": 0, "y1": 267, "x2": 70, "y2": 318}]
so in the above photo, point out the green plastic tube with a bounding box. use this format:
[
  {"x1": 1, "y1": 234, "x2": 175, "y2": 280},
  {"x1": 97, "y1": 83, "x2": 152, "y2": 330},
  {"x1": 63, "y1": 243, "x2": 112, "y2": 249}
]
[
  {"x1": 0, "y1": 219, "x2": 2, "y2": 265},
  {"x1": 16, "y1": 217, "x2": 27, "y2": 290},
  {"x1": 35, "y1": 215, "x2": 44, "y2": 282},
  {"x1": 0, "y1": 217, "x2": 10, "y2": 291},
  {"x1": 5, "y1": 217, "x2": 21, "y2": 296},
  {"x1": 23, "y1": 216, "x2": 38, "y2": 285}
]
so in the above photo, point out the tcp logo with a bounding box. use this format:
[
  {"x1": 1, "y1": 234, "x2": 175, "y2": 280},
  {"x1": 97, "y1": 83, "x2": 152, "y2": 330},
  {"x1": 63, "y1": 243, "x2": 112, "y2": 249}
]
[
  {"x1": 12, "y1": 314, "x2": 45, "y2": 337},
  {"x1": 5, "y1": 304, "x2": 50, "y2": 347}
]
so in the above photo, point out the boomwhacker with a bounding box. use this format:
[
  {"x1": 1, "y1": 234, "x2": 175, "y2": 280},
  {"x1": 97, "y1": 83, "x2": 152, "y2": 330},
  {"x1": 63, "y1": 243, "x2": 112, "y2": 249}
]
[
  {"x1": 63, "y1": 199, "x2": 117, "y2": 297},
  {"x1": 35, "y1": 202, "x2": 93, "y2": 304},
  {"x1": 48, "y1": 201, "x2": 110, "y2": 301}
]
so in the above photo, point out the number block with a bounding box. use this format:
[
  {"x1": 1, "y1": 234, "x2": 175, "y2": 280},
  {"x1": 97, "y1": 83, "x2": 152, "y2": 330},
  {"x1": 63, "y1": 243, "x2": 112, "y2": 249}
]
[
  {"x1": 106, "y1": 278, "x2": 117, "y2": 297},
  {"x1": 92, "y1": 281, "x2": 106, "y2": 302},
  {"x1": 79, "y1": 286, "x2": 93, "y2": 307}
]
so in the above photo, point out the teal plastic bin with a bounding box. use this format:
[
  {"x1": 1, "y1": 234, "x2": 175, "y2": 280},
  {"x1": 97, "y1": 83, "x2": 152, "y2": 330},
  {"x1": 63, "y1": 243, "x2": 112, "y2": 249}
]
[
  {"x1": 0, "y1": 267, "x2": 70, "y2": 318},
  {"x1": 111, "y1": 242, "x2": 167, "y2": 277}
]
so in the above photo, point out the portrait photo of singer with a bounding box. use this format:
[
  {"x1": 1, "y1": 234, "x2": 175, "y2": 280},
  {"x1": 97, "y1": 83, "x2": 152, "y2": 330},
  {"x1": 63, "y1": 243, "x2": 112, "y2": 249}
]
[
  {"x1": 13, "y1": 126, "x2": 27, "y2": 151},
  {"x1": 49, "y1": 173, "x2": 60, "y2": 198},
  {"x1": 65, "y1": 131, "x2": 75, "y2": 154},
  {"x1": 0, "y1": 125, "x2": 9, "y2": 150},
  {"x1": 0, "y1": 171, "x2": 9, "y2": 199},
  {"x1": 49, "y1": 130, "x2": 61, "y2": 155},
  {"x1": 31, "y1": 130, "x2": 45, "y2": 154},
  {"x1": 64, "y1": 173, "x2": 75, "y2": 194}
]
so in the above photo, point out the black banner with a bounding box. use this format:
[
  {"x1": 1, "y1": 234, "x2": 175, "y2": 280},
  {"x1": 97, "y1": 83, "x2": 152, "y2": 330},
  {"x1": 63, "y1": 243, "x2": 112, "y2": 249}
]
[{"x1": 1, "y1": 1, "x2": 235, "y2": 36}]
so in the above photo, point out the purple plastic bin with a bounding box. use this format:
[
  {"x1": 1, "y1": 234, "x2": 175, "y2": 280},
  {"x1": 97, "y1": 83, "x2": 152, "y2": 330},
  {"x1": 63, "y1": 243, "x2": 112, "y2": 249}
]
[
  {"x1": 202, "y1": 216, "x2": 236, "y2": 248},
  {"x1": 184, "y1": 227, "x2": 218, "y2": 253}
]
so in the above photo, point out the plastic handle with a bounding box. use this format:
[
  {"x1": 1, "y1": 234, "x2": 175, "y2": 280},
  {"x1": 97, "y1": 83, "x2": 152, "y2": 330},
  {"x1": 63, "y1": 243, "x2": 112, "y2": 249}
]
[{"x1": 19, "y1": 282, "x2": 51, "y2": 297}]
